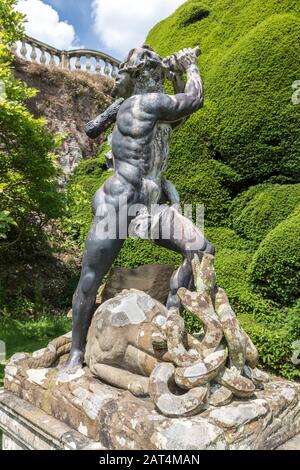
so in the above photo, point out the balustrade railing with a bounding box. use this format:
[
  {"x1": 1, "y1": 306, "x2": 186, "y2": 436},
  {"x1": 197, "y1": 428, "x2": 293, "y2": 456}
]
[{"x1": 11, "y1": 35, "x2": 120, "y2": 79}]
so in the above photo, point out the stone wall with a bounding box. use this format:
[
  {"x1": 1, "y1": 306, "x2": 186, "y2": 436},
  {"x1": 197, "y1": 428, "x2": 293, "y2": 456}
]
[{"x1": 13, "y1": 58, "x2": 113, "y2": 178}]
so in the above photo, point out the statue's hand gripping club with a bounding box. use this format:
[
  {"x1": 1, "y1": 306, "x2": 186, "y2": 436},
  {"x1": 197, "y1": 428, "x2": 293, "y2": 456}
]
[
  {"x1": 162, "y1": 46, "x2": 201, "y2": 75},
  {"x1": 85, "y1": 47, "x2": 201, "y2": 140},
  {"x1": 85, "y1": 97, "x2": 124, "y2": 139}
]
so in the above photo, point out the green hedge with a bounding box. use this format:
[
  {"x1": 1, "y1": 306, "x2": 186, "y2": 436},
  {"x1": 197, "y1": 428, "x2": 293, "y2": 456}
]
[
  {"x1": 205, "y1": 226, "x2": 277, "y2": 319},
  {"x1": 230, "y1": 184, "x2": 300, "y2": 244},
  {"x1": 240, "y1": 305, "x2": 300, "y2": 380},
  {"x1": 145, "y1": 1, "x2": 300, "y2": 379},
  {"x1": 191, "y1": 226, "x2": 300, "y2": 380},
  {"x1": 164, "y1": 100, "x2": 234, "y2": 223},
  {"x1": 148, "y1": 1, "x2": 300, "y2": 195},
  {"x1": 250, "y1": 207, "x2": 300, "y2": 306}
]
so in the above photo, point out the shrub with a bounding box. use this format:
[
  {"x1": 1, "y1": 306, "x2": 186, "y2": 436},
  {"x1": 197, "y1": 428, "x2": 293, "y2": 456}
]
[
  {"x1": 148, "y1": 1, "x2": 300, "y2": 200},
  {"x1": 230, "y1": 184, "x2": 300, "y2": 244},
  {"x1": 145, "y1": 0, "x2": 300, "y2": 379},
  {"x1": 240, "y1": 310, "x2": 300, "y2": 380},
  {"x1": 249, "y1": 208, "x2": 300, "y2": 305},
  {"x1": 184, "y1": 228, "x2": 300, "y2": 380},
  {"x1": 205, "y1": 226, "x2": 277, "y2": 317},
  {"x1": 164, "y1": 100, "x2": 234, "y2": 223}
]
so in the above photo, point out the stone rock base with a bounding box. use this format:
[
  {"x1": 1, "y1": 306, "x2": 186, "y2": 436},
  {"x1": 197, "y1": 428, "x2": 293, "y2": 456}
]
[
  {"x1": 101, "y1": 264, "x2": 175, "y2": 305},
  {"x1": 2, "y1": 360, "x2": 300, "y2": 450},
  {"x1": 0, "y1": 390, "x2": 105, "y2": 450}
]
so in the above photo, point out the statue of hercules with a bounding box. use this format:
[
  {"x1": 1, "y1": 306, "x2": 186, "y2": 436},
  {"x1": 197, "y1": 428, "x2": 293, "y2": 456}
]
[{"x1": 66, "y1": 44, "x2": 215, "y2": 369}]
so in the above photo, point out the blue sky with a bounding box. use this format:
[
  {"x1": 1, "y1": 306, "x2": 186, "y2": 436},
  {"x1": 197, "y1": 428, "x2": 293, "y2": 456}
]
[
  {"x1": 42, "y1": 1, "x2": 98, "y2": 50},
  {"x1": 16, "y1": 0, "x2": 186, "y2": 60}
]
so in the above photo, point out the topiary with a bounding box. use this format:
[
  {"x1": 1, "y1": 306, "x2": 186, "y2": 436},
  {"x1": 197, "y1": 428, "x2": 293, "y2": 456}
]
[
  {"x1": 230, "y1": 183, "x2": 300, "y2": 244},
  {"x1": 249, "y1": 206, "x2": 300, "y2": 306},
  {"x1": 147, "y1": 0, "x2": 300, "y2": 210},
  {"x1": 239, "y1": 311, "x2": 300, "y2": 380},
  {"x1": 206, "y1": 13, "x2": 300, "y2": 183},
  {"x1": 115, "y1": 238, "x2": 181, "y2": 270},
  {"x1": 203, "y1": 226, "x2": 277, "y2": 317},
  {"x1": 164, "y1": 99, "x2": 235, "y2": 223}
]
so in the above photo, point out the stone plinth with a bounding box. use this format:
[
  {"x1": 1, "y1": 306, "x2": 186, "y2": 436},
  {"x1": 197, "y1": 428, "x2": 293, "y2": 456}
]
[
  {"x1": 101, "y1": 264, "x2": 175, "y2": 305},
  {"x1": 2, "y1": 358, "x2": 300, "y2": 450},
  {"x1": 0, "y1": 389, "x2": 105, "y2": 450}
]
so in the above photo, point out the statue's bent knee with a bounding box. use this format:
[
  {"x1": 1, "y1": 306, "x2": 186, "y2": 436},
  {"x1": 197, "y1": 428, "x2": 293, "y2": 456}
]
[{"x1": 81, "y1": 271, "x2": 98, "y2": 296}]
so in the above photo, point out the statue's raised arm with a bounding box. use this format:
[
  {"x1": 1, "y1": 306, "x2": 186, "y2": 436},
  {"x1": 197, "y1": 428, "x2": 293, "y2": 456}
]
[{"x1": 155, "y1": 47, "x2": 204, "y2": 122}]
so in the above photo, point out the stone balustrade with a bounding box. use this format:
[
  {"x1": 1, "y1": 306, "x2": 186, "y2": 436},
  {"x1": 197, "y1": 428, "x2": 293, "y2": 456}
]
[{"x1": 11, "y1": 35, "x2": 120, "y2": 79}]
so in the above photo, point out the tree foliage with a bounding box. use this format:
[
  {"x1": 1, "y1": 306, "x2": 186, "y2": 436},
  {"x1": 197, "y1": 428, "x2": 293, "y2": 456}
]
[{"x1": 0, "y1": 0, "x2": 65, "y2": 253}]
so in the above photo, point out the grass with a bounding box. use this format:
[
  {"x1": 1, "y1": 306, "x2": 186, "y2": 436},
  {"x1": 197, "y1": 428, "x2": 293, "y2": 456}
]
[
  {"x1": 0, "y1": 316, "x2": 71, "y2": 388},
  {"x1": 0, "y1": 315, "x2": 70, "y2": 448}
]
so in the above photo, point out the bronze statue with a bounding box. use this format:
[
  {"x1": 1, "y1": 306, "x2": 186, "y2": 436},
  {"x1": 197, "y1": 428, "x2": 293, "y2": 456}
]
[{"x1": 66, "y1": 45, "x2": 215, "y2": 370}]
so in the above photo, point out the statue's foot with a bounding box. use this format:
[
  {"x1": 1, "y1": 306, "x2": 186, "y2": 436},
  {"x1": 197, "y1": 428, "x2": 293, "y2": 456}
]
[{"x1": 60, "y1": 349, "x2": 84, "y2": 373}]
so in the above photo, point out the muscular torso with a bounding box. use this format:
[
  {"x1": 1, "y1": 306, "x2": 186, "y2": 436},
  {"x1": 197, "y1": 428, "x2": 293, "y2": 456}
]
[{"x1": 111, "y1": 94, "x2": 172, "y2": 206}]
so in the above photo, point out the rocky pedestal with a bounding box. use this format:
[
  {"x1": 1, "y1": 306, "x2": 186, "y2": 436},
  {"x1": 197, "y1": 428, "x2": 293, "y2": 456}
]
[
  {"x1": 2, "y1": 357, "x2": 300, "y2": 450},
  {"x1": 2, "y1": 254, "x2": 300, "y2": 450},
  {"x1": 0, "y1": 389, "x2": 105, "y2": 450}
]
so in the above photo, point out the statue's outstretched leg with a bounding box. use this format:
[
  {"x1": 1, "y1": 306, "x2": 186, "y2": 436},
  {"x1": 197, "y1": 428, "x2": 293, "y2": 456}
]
[
  {"x1": 153, "y1": 206, "x2": 215, "y2": 311},
  {"x1": 66, "y1": 225, "x2": 124, "y2": 370},
  {"x1": 65, "y1": 184, "x2": 128, "y2": 370},
  {"x1": 66, "y1": 175, "x2": 138, "y2": 370}
]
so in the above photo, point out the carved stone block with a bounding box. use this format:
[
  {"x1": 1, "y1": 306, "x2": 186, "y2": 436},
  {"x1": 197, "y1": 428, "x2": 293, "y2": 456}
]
[
  {"x1": 2, "y1": 366, "x2": 300, "y2": 450},
  {"x1": 101, "y1": 264, "x2": 175, "y2": 304}
]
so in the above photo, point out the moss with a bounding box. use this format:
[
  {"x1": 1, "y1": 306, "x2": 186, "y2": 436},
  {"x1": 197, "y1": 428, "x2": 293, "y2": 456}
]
[
  {"x1": 249, "y1": 208, "x2": 300, "y2": 305},
  {"x1": 230, "y1": 184, "x2": 300, "y2": 244}
]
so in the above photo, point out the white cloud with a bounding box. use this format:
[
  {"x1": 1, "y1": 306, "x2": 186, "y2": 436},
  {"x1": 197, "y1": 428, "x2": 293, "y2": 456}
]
[
  {"x1": 16, "y1": 0, "x2": 77, "y2": 50},
  {"x1": 91, "y1": 0, "x2": 186, "y2": 59}
]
